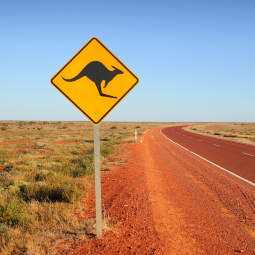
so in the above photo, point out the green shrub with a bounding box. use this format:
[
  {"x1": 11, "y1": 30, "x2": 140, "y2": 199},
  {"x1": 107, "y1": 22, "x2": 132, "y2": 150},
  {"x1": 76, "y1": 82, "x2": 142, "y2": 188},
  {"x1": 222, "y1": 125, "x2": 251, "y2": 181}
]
[
  {"x1": 0, "y1": 149, "x2": 8, "y2": 155},
  {"x1": 58, "y1": 155, "x2": 94, "y2": 177},
  {"x1": 84, "y1": 139, "x2": 93, "y2": 143},
  {"x1": 58, "y1": 166, "x2": 89, "y2": 178},
  {"x1": 70, "y1": 155, "x2": 92, "y2": 168},
  {"x1": 18, "y1": 121, "x2": 25, "y2": 126},
  {"x1": 0, "y1": 127, "x2": 7, "y2": 131},
  {"x1": 0, "y1": 223, "x2": 7, "y2": 233},
  {"x1": 3, "y1": 163, "x2": 13, "y2": 172},
  {"x1": 0, "y1": 198, "x2": 27, "y2": 226},
  {"x1": 100, "y1": 137, "x2": 110, "y2": 141},
  {"x1": 0, "y1": 223, "x2": 9, "y2": 248},
  {"x1": 6, "y1": 185, "x2": 20, "y2": 195},
  {"x1": 223, "y1": 134, "x2": 237, "y2": 138},
  {"x1": 20, "y1": 173, "x2": 82, "y2": 203},
  {"x1": 110, "y1": 126, "x2": 117, "y2": 129},
  {"x1": 68, "y1": 165, "x2": 94, "y2": 177},
  {"x1": 35, "y1": 170, "x2": 54, "y2": 181},
  {"x1": 100, "y1": 145, "x2": 115, "y2": 156},
  {"x1": 136, "y1": 126, "x2": 141, "y2": 128}
]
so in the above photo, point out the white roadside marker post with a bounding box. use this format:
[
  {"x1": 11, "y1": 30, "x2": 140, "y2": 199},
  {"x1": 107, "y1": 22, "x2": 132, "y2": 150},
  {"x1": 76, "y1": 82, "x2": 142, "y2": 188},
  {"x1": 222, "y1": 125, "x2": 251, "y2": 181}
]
[
  {"x1": 135, "y1": 130, "x2": 137, "y2": 140},
  {"x1": 94, "y1": 124, "x2": 102, "y2": 238}
]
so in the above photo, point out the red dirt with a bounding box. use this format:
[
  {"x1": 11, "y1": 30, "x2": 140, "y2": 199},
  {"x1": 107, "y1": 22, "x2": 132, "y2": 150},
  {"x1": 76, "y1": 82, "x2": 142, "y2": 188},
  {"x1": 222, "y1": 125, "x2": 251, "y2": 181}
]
[
  {"x1": 0, "y1": 141, "x2": 76, "y2": 146},
  {"x1": 0, "y1": 141, "x2": 31, "y2": 145},
  {"x1": 53, "y1": 128, "x2": 255, "y2": 254},
  {"x1": 26, "y1": 147, "x2": 38, "y2": 151},
  {"x1": 23, "y1": 147, "x2": 54, "y2": 154},
  {"x1": 51, "y1": 142, "x2": 77, "y2": 145},
  {"x1": 38, "y1": 150, "x2": 54, "y2": 155}
]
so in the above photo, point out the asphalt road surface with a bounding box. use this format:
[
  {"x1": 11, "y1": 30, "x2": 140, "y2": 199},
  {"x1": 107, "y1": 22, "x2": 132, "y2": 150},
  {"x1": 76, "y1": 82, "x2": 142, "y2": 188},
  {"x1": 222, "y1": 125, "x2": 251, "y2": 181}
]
[{"x1": 161, "y1": 125, "x2": 255, "y2": 185}]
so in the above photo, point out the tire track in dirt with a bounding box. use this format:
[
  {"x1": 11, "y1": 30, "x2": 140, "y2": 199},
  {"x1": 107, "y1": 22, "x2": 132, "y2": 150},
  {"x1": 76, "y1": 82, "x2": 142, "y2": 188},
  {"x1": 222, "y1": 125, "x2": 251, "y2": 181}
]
[{"x1": 143, "y1": 129, "x2": 204, "y2": 254}]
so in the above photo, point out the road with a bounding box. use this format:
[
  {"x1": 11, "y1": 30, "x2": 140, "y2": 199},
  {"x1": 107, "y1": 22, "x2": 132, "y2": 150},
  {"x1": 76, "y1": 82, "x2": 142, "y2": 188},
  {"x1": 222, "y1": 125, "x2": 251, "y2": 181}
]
[
  {"x1": 161, "y1": 125, "x2": 255, "y2": 184},
  {"x1": 55, "y1": 127, "x2": 255, "y2": 254}
]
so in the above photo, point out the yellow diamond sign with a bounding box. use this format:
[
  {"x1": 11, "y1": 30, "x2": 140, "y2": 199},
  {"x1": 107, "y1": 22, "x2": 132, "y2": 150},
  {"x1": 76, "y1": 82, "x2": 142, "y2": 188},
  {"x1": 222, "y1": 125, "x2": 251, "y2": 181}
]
[{"x1": 50, "y1": 37, "x2": 139, "y2": 124}]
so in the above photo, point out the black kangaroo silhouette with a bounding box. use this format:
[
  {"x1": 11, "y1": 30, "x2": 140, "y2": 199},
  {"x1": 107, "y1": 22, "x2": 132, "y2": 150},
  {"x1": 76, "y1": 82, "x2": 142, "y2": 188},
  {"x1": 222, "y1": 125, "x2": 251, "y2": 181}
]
[{"x1": 62, "y1": 61, "x2": 123, "y2": 99}]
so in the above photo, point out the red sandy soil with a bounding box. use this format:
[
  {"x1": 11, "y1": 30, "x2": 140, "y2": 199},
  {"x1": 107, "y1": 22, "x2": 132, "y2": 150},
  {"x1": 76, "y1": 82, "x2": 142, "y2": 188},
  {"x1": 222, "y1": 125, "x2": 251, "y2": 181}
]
[
  {"x1": 38, "y1": 150, "x2": 54, "y2": 155},
  {"x1": 17, "y1": 147, "x2": 54, "y2": 155},
  {"x1": 51, "y1": 142, "x2": 78, "y2": 145},
  {"x1": 0, "y1": 141, "x2": 76, "y2": 146},
  {"x1": 53, "y1": 128, "x2": 255, "y2": 254},
  {"x1": 0, "y1": 141, "x2": 32, "y2": 145}
]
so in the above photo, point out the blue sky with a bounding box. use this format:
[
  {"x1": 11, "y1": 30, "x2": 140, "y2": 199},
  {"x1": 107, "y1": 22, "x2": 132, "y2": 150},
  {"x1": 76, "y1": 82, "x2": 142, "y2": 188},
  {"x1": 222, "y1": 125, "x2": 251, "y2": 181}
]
[{"x1": 1, "y1": 0, "x2": 254, "y2": 122}]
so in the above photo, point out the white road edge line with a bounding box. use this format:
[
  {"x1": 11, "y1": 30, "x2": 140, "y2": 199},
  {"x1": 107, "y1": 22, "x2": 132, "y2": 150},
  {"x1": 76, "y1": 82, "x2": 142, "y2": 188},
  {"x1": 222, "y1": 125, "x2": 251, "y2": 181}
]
[
  {"x1": 242, "y1": 152, "x2": 254, "y2": 157},
  {"x1": 160, "y1": 128, "x2": 255, "y2": 188}
]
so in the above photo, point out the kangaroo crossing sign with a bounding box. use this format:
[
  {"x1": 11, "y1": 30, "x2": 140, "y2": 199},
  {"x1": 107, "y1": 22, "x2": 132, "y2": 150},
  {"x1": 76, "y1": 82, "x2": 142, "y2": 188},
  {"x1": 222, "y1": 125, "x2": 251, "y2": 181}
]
[{"x1": 51, "y1": 37, "x2": 139, "y2": 124}]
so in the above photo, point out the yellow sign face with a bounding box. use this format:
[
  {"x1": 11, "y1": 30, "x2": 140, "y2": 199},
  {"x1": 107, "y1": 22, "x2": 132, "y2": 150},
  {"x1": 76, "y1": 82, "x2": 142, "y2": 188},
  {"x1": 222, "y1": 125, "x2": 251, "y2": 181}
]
[{"x1": 50, "y1": 37, "x2": 139, "y2": 124}]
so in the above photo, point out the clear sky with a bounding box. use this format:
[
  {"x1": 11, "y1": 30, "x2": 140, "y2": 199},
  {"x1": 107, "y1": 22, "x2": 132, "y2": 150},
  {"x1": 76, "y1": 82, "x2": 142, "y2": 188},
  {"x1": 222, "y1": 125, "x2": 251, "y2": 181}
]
[{"x1": 1, "y1": 0, "x2": 254, "y2": 122}]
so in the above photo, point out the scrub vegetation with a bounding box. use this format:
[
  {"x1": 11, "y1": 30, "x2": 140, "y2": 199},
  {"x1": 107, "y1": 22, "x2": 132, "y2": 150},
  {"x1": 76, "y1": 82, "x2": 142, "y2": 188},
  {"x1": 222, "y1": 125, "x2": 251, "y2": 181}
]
[
  {"x1": 0, "y1": 121, "x2": 173, "y2": 254},
  {"x1": 187, "y1": 123, "x2": 255, "y2": 145}
]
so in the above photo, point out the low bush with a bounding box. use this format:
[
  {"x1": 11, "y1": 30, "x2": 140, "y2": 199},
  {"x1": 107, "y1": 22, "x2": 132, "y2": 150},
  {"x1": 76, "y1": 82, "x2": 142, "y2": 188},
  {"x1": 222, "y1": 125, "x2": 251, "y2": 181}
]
[
  {"x1": 0, "y1": 223, "x2": 9, "y2": 248},
  {"x1": 68, "y1": 165, "x2": 94, "y2": 177},
  {"x1": 0, "y1": 149, "x2": 8, "y2": 155},
  {"x1": 0, "y1": 197, "x2": 28, "y2": 226},
  {"x1": 101, "y1": 145, "x2": 115, "y2": 156},
  {"x1": 100, "y1": 137, "x2": 110, "y2": 141},
  {"x1": 18, "y1": 121, "x2": 25, "y2": 126},
  {"x1": 223, "y1": 134, "x2": 237, "y2": 138},
  {"x1": 19, "y1": 173, "x2": 82, "y2": 203},
  {"x1": 70, "y1": 155, "x2": 93, "y2": 168},
  {"x1": 3, "y1": 163, "x2": 13, "y2": 172}
]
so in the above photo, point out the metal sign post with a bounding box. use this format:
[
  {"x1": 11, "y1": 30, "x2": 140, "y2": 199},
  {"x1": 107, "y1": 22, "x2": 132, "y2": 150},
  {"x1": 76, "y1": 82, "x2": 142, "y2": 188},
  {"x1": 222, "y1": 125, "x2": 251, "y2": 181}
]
[{"x1": 94, "y1": 124, "x2": 102, "y2": 238}]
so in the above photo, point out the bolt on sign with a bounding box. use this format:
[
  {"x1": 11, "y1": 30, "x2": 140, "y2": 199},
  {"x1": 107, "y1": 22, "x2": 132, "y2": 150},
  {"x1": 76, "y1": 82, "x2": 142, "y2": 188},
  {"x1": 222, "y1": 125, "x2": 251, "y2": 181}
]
[{"x1": 50, "y1": 37, "x2": 139, "y2": 124}]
